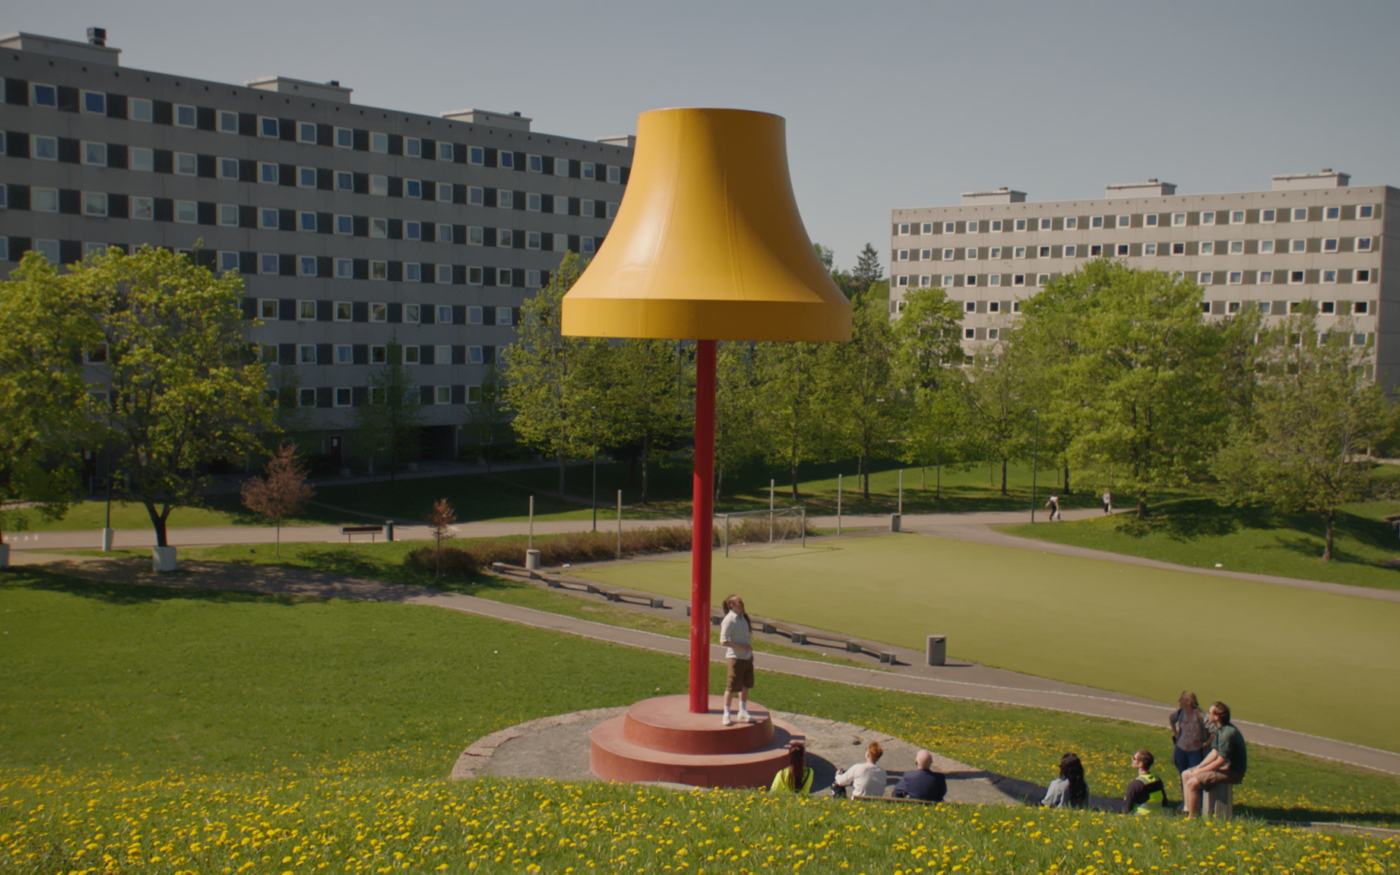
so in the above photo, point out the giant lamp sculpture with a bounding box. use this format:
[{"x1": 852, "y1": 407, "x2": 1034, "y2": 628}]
[{"x1": 564, "y1": 108, "x2": 850, "y2": 786}]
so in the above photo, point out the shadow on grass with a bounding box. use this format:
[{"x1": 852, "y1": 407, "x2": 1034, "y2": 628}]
[
  {"x1": 0, "y1": 567, "x2": 304, "y2": 606},
  {"x1": 1239, "y1": 804, "x2": 1400, "y2": 830}
]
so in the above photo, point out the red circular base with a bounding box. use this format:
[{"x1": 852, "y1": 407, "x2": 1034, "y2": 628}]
[{"x1": 590, "y1": 695, "x2": 804, "y2": 788}]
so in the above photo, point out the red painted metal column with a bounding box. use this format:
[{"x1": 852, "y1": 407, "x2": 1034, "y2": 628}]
[{"x1": 689, "y1": 340, "x2": 716, "y2": 713}]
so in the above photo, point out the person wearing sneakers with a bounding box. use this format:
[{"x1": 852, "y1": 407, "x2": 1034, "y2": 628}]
[{"x1": 719, "y1": 594, "x2": 754, "y2": 726}]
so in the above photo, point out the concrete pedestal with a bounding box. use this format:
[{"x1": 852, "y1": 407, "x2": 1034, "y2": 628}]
[
  {"x1": 151, "y1": 546, "x2": 177, "y2": 572},
  {"x1": 590, "y1": 695, "x2": 803, "y2": 788},
  {"x1": 101, "y1": 528, "x2": 115, "y2": 552}
]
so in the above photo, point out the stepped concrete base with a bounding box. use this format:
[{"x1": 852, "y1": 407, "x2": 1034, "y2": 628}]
[{"x1": 590, "y1": 695, "x2": 803, "y2": 787}]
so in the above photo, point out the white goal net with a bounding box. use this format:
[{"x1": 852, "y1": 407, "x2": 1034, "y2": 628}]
[{"x1": 719, "y1": 506, "x2": 808, "y2": 557}]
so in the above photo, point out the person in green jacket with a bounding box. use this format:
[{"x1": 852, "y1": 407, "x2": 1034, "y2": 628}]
[
  {"x1": 1122, "y1": 750, "x2": 1170, "y2": 815},
  {"x1": 770, "y1": 742, "x2": 814, "y2": 794},
  {"x1": 1182, "y1": 701, "x2": 1247, "y2": 818}
]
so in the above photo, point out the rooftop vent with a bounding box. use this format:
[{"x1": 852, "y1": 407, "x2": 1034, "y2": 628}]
[
  {"x1": 1106, "y1": 180, "x2": 1176, "y2": 198},
  {"x1": 87, "y1": 27, "x2": 105, "y2": 46},
  {"x1": 961, "y1": 188, "x2": 1027, "y2": 204},
  {"x1": 440, "y1": 109, "x2": 532, "y2": 131},
  {"x1": 1271, "y1": 169, "x2": 1350, "y2": 191},
  {"x1": 246, "y1": 76, "x2": 352, "y2": 104}
]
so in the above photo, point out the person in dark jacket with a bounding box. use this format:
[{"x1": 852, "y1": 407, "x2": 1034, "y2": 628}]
[
  {"x1": 1122, "y1": 750, "x2": 1170, "y2": 815},
  {"x1": 892, "y1": 749, "x2": 947, "y2": 802}
]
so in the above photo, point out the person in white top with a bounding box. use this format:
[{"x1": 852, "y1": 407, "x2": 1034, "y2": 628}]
[
  {"x1": 718, "y1": 594, "x2": 754, "y2": 727},
  {"x1": 835, "y1": 741, "x2": 888, "y2": 798},
  {"x1": 1103, "y1": 490, "x2": 1113, "y2": 514}
]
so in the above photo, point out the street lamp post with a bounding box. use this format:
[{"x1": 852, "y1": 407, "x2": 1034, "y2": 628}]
[
  {"x1": 590, "y1": 405, "x2": 599, "y2": 532},
  {"x1": 1030, "y1": 408, "x2": 1040, "y2": 524}
]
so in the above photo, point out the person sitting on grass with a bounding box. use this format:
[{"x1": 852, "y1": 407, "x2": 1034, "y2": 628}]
[
  {"x1": 1181, "y1": 701, "x2": 1247, "y2": 818},
  {"x1": 769, "y1": 742, "x2": 814, "y2": 794},
  {"x1": 892, "y1": 749, "x2": 947, "y2": 802},
  {"x1": 1042, "y1": 752, "x2": 1090, "y2": 808},
  {"x1": 1122, "y1": 749, "x2": 1171, "y2": 815},
  {"x1": 835, "y1": 741, "x2": 888, "y2": 799}
]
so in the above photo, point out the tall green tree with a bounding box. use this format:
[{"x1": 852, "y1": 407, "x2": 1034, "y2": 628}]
[
  {"x1": 352, "y1": 340, "x2": 424, "y2": 481},
  {"x1": 462, "y1": 364, "x2": 510, "y2": 472},
  {"x1": 1213, "y1": 307, "x2": 1395, "y2": 560},
  {"x1": 893, "y1": 287, "x2": 970, "y2": 495},
  {"x1": 753, "y1": 341, "x2": 831, "y2": 500},
  {"x1": 850, "y1": 243, "x2": 884, "y2": 296},
  {"x1": 713, "y1": 342, "x2": 763, "y2": 501},
  {"x1": 962, "y1": 342, "x2": 1033, "y2": 496},
  {"x1": 1021, "y1": 260, "x2": 1224, "y2": 518},
  {"x1": 502, "y1": 253, "x2": 610, "y2": 493},
  {"x1": 68, "y1": 246, "x2": 274, "y2": 548},
  {"x1": 0, "y1": 253, "x2": 101, "y2": 547},
  {"x1": 605, "y1": 339, "x2": 691, "y2": 504},
  {"x1": 823, "y1": 295, "x2": 900, "y2": 500}
]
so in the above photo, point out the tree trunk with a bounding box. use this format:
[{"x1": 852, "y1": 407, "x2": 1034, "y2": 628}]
[
  {"x1": 1137, "y1": 490, "x2": 1148, "y2": 520},
  {"x1": 275, "y1": 520, "x2": 282, "y2": 557},
  {"x1": 640, "y1": 434, "x2": 651, "y2": 505},
  {"x1": 714, "y1": 467, "x2": 724, "y2": 503},
  {"x1": 1323, "y1": 509, "x2": 1336, "y2": 560},
  {"x1": 1063, "y1": 465, "x2": 1071, "y2": 495},
  {"x1": 145, "y1": 501, "x2": 169, "y2": 547},
  {"x1": 936, "y1": 464, "x2": 941, "y2": 499},
  {"x1": 790, "y1": 462, "x2": 800, "y2": 501},
  {"x1": 557, "y1": 454, "x2": 567, "y2": 494},
  {"x1": 1000, "y1": 458, "x2": 1008, "y2": 496},
  {"x1": 861, "y1": 455, "x2": 870, "y2": 501},
  {"x1": 921, "y1": 466, "x2": 926, "y2": 490}
]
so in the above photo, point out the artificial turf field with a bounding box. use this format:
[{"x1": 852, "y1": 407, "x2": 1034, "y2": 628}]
[{"x1": 576, "y1": 534, "x2": 1400, "y2": 754}]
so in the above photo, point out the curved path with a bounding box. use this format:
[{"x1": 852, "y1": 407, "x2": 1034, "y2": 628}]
[{"x1": 12, "y1": 550, "x2": 1400, "y2": 777}]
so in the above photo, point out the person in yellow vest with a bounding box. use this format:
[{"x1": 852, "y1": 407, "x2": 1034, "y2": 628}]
[{"x1": 1122, "y1": 749, "x2": 1170, "y2": 815}]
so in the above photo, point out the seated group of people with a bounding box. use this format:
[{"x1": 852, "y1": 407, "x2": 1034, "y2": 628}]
[
  {"x1": 1043, "y1": 697, "x2": 1247, "y2": 817},
  {"x1": 769, "y1": 741, "x2": 948, "y2": 802}
]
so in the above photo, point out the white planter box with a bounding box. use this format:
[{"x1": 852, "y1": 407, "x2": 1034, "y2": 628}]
[{"x1": 152, "y1": 545, "x2": 177, "y2": 572}]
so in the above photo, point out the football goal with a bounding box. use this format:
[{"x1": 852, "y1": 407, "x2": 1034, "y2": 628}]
[{"x1": 719, "y1": 506, "x2": 808, "y2": 557}]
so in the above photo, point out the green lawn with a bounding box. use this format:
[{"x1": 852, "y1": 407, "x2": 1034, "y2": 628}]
[
  {"x1": 1, "y1": 568, "x2": 1396, "y2": 846},
  {"x1": 1003, "y1": 497, "x2": 1400, "y2": 591},
  {"x1": 577, "y1": 535, "x2": 1400, "y2": 753}
]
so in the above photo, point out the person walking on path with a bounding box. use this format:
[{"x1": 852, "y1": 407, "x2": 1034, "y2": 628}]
[
  {"x1": 835, "y1": 741, "x2": 888, "y2": 798},
  {"x1": 1182, "y1": 702, "x2": 1248, "y2": 818},
  {"x1": 1122, "y1": 750, "x2": 1171, "y2": 815},
  {"x1": 893, "y1": 749, "x2": 947, "y2": 802},
  {"x1": 1103, "y1": 490, "x2": 1113, "y2": 514},
  {"x1": 769, "y1": 742, "x2": 814, "y2": 794},
  {"x1": 719, "y1": 594, "x2": 754, "y2": 727},
  {"x1": 1046, "y1": 493, "x2": 1062, "y2": 521}
]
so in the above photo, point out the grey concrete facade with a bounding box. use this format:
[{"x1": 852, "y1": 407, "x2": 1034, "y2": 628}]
[
  {"x1": 0, "y1": 31, "x2": 633, "y2": 458},
  {"x1": 890, "y1": 173, "x2": 1399, "y2": 382}
]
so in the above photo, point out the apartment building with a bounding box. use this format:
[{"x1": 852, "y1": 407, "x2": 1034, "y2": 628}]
[
  {"x1": 889, "y1": 173, "x2": 1398, "y2": 382},
  {"x1": 0, "y1": 29, "x2": 633, "y2": 460}
]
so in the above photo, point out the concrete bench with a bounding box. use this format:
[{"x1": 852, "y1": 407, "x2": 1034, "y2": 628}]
[
  {"x1": 1203, "y1": 782, "x2": 1234, "y2": 820},
  {"x1": 340, "y1": 524, "x2": 384, "y2": 542}
]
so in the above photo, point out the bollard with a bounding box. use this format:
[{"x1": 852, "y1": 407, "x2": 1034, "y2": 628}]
[
  {"x1": 927, "y1": 635, "x2": 947, "y2": 666},
  {"x1": 890, "y1": 513, "x2": 901, "y2": 532},
  {"x1": 101, "y1": 527, "x2": 115, "y2": 552},
  {"x1": 525, "y1": 549, "x2": 542, "y2": 572},
  {"x1": 385, "y1": 521, "x2": 395, "y2": 542}
]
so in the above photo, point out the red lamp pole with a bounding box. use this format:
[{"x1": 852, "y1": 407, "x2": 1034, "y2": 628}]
[{"x1": 689, "y1": 339, "x2": 716, "y2": 713}]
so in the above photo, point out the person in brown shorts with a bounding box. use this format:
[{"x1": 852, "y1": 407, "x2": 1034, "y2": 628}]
[{"x1": 719, "y1": 594, "x2": 753, "y2": 726}]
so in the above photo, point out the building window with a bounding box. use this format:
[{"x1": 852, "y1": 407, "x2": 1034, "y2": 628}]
[
  {"x1": 1289, "y1": 238, "x2": 1305, "y2": 253},
  {"x1": 941, "y1": 248, "x2": 954, "y2": 261},
  {"x1": 335, "y1": 127, "x2": 353, "y2": 149},
  {"x1": 369, "y1": 175, "x2": 388, "y2": 196},
  {"x1": 1358, "y1": 204, "x2": 1374, "y2": 219},
  {"x1": 966, "y1": 248, "x2": 978, "y2": 260},
  {"x1": 82, "y1": 141, "x2": 107, "y2": 166},
  {"x1": 252, "y1": 253, "x2": 274, "y2": 275},
  {"x1": 469, "y1": 227, "x2": 485, "y2": 246},
  {"x1": 214, "y1": 157, "x2": 237, "y2": 179},
  {"x1": 335, "y1": 215, "x2": 353, "y2": 235},
  {"x1": 1116, "y1": 215, "x2": 1130, "y2": 228},
  {"x1": 370, "y1": 218, "x2": 389, "y2": 238},
  {"x1": 332, "y1": 345, "x2": 352, "y2": 365},
  {"x1": 335, "y1": 258, "x2": 353, "y2": 278},
  {"x1": 1261, "y1": 208, "x2": 1276, "y2": 223},
  {"x1": 403, "y1": 263, "x2": 421, "y2": 282},
  {"x1": 1089, "y1": 244, "x2": 1103, "y2": 256},
  {"x1": 897, "y1": 223, "x2": 910, "y2": 235},
  {"x1": 1089, "y1": 216, "x2": 1103, "y2": 229},
  {"x1": 1116, "y1": 244, "x2": 1129, "y2": 257},
  {"x1": 128, "y1": 97, "x2": 153, "y2": 122},
  {"x1": 1196, "y1": 271, "x2": 1212, "y2": 285},
  {"x1": 528, "y1": 154, "x2": 543, "y2": 173},
  {"x1": 1227, "y1": 240, "x2": 1243, "y2": 254},
  {"x1": 439, "y1": 223, "x2": 455, "y2": 244},
  {"x1": 1037, "y1": 274, "x2": 1050, "y2": 286},
  {"x1": 404, "y1": 221, "x2": 421, "y2": 240},
  {"x1": 1321, "y1": 238, "x2": 1339, "y2": 252},
  {"x1": 1143, "y1": 243, "x2": 1156, "y2": 256},
  {"x1": 1289, "y1": 270, "x2": 1305, "y2": 284},
  {"x1": 500, "y1": 190, "x2": 515, "y2": 210},
  {"x1": 1201, "y1": 211, "x2": 1217, "y2": 225},
  {"x1": 1291, "y1": 207, "x2": 1307, "y2": 222},
  {"x1": 1322, "y1": 269, "x2": 1337, "y2": 283},
  {"x1": 256, "y1": 162, "x2": 278, "y2": 185},
  {"x1": 1260, "y1": 239, "x2": 1275, "y2": 254},
  {"x1": 1011, "y1": 246, "x2": 1025, "y2": 259},
  {"x1": 370, "y1": 260, "x2": 388, "y2": 280},
  {"x1": 175, "y1": 201, "x2": 198, "y2": 224},
  {"x1": 259, "y1": 208, "x2": 279, "y2": 229},
  {"x1": 335, "y1": 171, "x2": 353, "y2": 192},
  {"x1": 404, "y1": 138, "x2": 423, "y2": 158},
  {"x1": 174, "y1": 105, "x2": 196, "y2": 128},
  {"x1": 128, "y1": 195, "x2": 155, "y2": 220},
  {"x1": 468, "y1": 187, "x2": 484, "y2": 205},
  {"x1": 968, "y1": 220, "x2": 979, "y2": 233},
  {"x1": 1228, "y1": 271, "x2": 1243, "y2": 284},
  {"x1": 217, "y1": 251, "x2": 239, "y2": 273},
  {"x1": 1323, "y1": 205, "x2": 1340, "y2": 220},
  {"x1": 403, "y1": 346, "x2": 421, "y2": 365},
  {"x1": 1064, "y1": 244, "x2": 1078, "y2": 258},
  {"x1": 1145, "y1": 214, "x2": 1159, "y2": 227},
  {"x1": 1357, "y1": 237, "x2": 1373, "y2": 251},
  {"x1": 963, "y1": 328, "x2": 975, "y2": 340},
  {"x1": 498, "y1": 268, "x2": 514, "y2": 285},
  {"x1": 942, "y1": 222, "x2": 955, "y2": 234},
  {"x1": 942, "y1": 275, "x2": 954, "y2": 288},
  {"x1": 365, "y1": 131, "x2": 387, "y2": 153},
  {"x1": 82, "y1": 192, "x2": 107, "y2": 217},
  {"x1": 964, "y1": 275, "x2": 977, "y2": 286},
  {"x1": 293, "y1": 300, "x2": 315, "y2": 321},
  {"x1": 556, "y1": 158, "x2": 571, "y2": 177},
  {"x1": 1200, "y1": 241, "x2": 1214, "y2": 256},
  {"x1": 1259, "y1": 270, "x2": 1274, "y2": 284},
  {"x1": 1012, "y1": 274, "x2": 1025, "y2": 286},
  {"x1": 1039, "y1": 218, "x2": 1052, "y2": 230},
  {"x1": 526, "y1": 270, "x2": 542, "y2": 287},
  {"x1": 32, "y1": 135, "x2": 58, "y2": 160},
  {"x1": 299, "y1": 212, "x2": 317, "y2": 232},
  {"x1": 1321, "y1": 301, "x2": 1336, "y2": 314},
  {"x1": 468, "y1": 346, "x2": 485, "y2": 364},
  {"x1": 404, "y1": 179, "x2": 422, "y2": 199},
  {"x1": 435, "y1": 264, "x2": 453, "y2": 284},
  {"x1": 468, "y1": 267, "x2": 484, "y2": 285},
  {"x1": 299, "y1": 256, "x2": 317, "y2": 277},
  {"x1": 171, "y1": 152, "x2": 197, "y2": 175},
  {"x1": 526, "y1": 192, "x2": 542, "y2": 211}
]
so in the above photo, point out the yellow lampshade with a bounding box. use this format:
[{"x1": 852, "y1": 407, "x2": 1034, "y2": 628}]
[{"x1": 561, "y1": 108, "x2": 851, "y2": 342}]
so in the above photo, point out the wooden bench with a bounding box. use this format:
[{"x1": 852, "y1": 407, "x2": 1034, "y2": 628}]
[{"x1": 340, "y1": 524, "x2": 385, "y2": 542}]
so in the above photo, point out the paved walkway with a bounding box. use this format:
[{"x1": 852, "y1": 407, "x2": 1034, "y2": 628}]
[{"x1": 12, "y1": 551, "x2": 1400, "y2": 777}]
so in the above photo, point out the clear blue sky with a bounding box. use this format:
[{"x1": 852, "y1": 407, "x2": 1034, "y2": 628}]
[{"x1": 11, "y1": 1, "x2": 1400, "y2": 277}]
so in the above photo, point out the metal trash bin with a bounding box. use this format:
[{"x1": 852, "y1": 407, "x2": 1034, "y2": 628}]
[
  {"x1": 890, "y1": 513, "x2": 902, "y2": 532},
  {"x1": 927, "y1": 634, "x2": 947, "y2": 666},
  {"x1": 525, "y1": 549, "x2": 542, "y2": 572}
]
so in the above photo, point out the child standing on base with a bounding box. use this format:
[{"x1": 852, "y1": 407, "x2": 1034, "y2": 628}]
[{"x1": 719, "y1": 594, "x2": 754, "y2": 726}]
